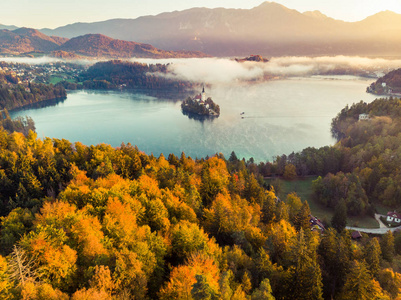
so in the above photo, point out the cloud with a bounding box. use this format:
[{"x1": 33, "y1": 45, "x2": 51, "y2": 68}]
[
  {"x1": 2, "y1": 55, "x2": 400, "y2": 83},
  {"x1": 0, "y1": 56, "x2": 95, "y2": 65},
  {"x1": 132, "y1": 56, "x2": 401, "y2": 84}
]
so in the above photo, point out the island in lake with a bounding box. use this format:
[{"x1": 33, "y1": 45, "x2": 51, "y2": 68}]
[
  {"x1": 235, "y1": 54, "x2": 269, "y2": 63},
  {"x1": 181, "y1": 87, "x2": 220, "y2": 118}
]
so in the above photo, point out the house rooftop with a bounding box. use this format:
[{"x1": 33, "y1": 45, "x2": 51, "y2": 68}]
[
  {"x1": 387, "y1": 211, "x2": 401, "y2": 219},
  {"x1": 351, "y1": 231, "x2": 362, "y2": 240}
]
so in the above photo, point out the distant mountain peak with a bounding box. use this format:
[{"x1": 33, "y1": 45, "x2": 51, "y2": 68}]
[
  {"x1": 361, "y1": 9, "x2": 401, "y2": 21},
  {"x1": 36, "y1": 3, "x2": 401, "y2": 57},
  {"x1": 252, "y1": 1, "x2": 297, "y2": 14},
  {"x1": 0, "y1": 24, "x2": 18, "y2": 31},
  {"x1": 12, "y1": 27, "x2": 57, "y2": 41},
  {"x1": 74, "y1": 33, "x2": 113, "y2": 41},
  {"x1": 13, "y1": 27, "x2": 41, "y2": 36},
  {"x1": 0, "y1": 27, "x2": 61, "y2": 53},
  {"x1": 255, "y1": 1, "x2": 288, "y2": 9},
  {"x1": 303, "y1": 10, "x2": 329, "y2": 20},
  {"x1": 58, "y1": 33, "x2": 207, "y2": 58}
]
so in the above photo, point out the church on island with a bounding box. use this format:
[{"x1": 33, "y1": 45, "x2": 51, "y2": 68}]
[
  {"x1": 181, "y1": 86, "x2": 220, "y2": 117},
  {"x1": 193, "y1": 87, "x2": 209, "y2": 107}
]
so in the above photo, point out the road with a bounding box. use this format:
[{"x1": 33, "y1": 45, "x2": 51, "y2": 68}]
[{"x1": 346, "y1": 214, "x2": 401, "y2": 234}]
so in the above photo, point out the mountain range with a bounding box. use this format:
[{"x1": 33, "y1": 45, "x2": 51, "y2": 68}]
[
  {"x1": 2, "y1": 2, "x2": 401, "y2": 57},
  {"x1": 0, "y1": 24, "x2": 18, "y2": 31},
  {"x1": 34, "y1": 2, "x2": 401, "y2": 57},
  {"x1": 0, "y1": 28, "x2": 207, "y2": 58}
]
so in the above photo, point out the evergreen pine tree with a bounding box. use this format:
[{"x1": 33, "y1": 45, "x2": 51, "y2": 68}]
[{"x1": 331, "y1": 199, "x2": 347, "y2": 232}]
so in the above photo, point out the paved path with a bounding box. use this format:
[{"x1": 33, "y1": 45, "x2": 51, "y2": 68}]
[
  {"x1": 346, "y1": 226, "x2": 399, "y2": 234},
  {"x1": 375, "y1": 213, "x2": 387, "y2": 228},
  {"x1": 346, "y1": 214, "x2": 400, "y2": 234}
]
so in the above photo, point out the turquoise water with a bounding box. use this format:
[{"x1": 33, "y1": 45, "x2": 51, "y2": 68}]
[{"x1": 10, "y1": 77, "x2": 378, "y2": 161}]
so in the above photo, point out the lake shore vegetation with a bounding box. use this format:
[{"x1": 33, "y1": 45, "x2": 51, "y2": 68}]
[{"x1": 0, "y1": 115, "x2": 401, "y2": 298}]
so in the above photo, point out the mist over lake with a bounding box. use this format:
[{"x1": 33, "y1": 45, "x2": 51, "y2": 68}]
[{"x1": 10, "y1": 76, "x2": 378, "y2": 161}]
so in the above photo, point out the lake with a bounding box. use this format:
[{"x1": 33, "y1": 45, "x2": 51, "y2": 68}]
[{"x1": 10, "y1": 77, "x2": 378, "y2": 162}]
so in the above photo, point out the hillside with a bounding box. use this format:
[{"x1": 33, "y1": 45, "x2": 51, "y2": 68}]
[
  {"x1": 0, "y1": 67, "x2": 67, "y2": 110},
  {"x1": 0, "y1": 24, "x2": 17, "y2": 30},
  {"x1": 1, "y1": 123, "x2": 401, "y2": 298},
  {"x1": 50, "y1": 35, "x2": 69, "y2": 45},
  {"x1": 39, "y1": 2, "x2": 401, "y2": 56},
  {"x1": 0, "y1": 28, "x2": 61, "y2": 53},
  {"x1": 58, "y1": 34, "x2": 208, "y2": 58},
  {"x1": 73, "y1": 60, "x2": 195, "y2": 92},
  {"x1": 367, "y1": 68, "x2": 401, "y2": 95},
  {"x1": 0, "y1": 28, "x2": 207, "y2": 58}
]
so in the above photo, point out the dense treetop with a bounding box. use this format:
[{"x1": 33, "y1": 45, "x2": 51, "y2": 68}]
[
  {"x1": 368, "y1": 69, "x2": 401, "y2": 95},
  {"x1": 0, "y1": 117, "x2": 401, "y2": 298},
  {"x1": 58, "y1": 60, "x2": 195, "y2": 94},
  {"x1": 245, "y1": 97, "x2": 401, "y2": 219}
]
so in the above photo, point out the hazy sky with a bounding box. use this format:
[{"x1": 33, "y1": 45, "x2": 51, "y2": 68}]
[{"x1": 1, "y1": 0, "x2": 400, "y2": 29}]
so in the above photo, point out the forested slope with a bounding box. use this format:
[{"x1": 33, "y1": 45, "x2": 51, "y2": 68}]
[
  {"x1": 56, "y1": 60, "x2": 195, "y2": 95},
  {"x1": 0, "y1": 125, "x2": 400, "y2": 299},
  {"x1": 368, "y1": 69, "x2": 401, "y2": 95},
  {"x1": 0, "y1": 70, "x2": 66, "y2": 110},
  {"x1": 251, "y1": 98, "x2": 401, "y2": 220}
]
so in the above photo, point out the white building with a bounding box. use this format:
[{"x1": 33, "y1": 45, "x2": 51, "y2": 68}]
[
  {"x1": 359, "y1": 114, "x2": 370, "y2": 121},
  {"x1": 201, "y1": 86, "x2": 206, "y2": 102},
  {"x1": 387, "y1": 212, "x2": 401, "y2": 224}
]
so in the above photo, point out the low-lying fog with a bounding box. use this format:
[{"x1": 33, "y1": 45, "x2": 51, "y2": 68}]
[
  {"x1": 4, "y1": 55, "x2": 398, "y2": 160},
  {"x1": 1, "y1": 55, "x2": 400, "y2": 84},
  {"x1": 133, "y1": 56, "x2": 401, "y2": 84}
]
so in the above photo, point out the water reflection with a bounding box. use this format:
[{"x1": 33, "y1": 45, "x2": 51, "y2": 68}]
[
  {"x1": 11, "y1": 97, "x2": 67, "y2": 112},
  {"x1": 10, "y1": 77, "x2": 378, "y2": 161},
  {"x1": 182, "y1": 110, "x2": 218, "y2": 123}
]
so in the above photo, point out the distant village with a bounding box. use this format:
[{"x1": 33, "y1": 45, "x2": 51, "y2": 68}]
[{"x1": 0, "y1": 61, "x2": 85, "y2": 86}]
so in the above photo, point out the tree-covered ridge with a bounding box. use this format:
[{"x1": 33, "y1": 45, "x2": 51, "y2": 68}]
[
  {"x1": 0, "y1": 68, "x2": 67, "y2": 110},
  {"x1": 62, "y1": 60, "x2": 195, "y2": 93},
  {"x1": 245, "y1": 97, "x2": 401, "y2": 220},
  {"x1": 368, "y1": 68, "x2": 401, "y2": 95},
  {"x1": 0, "y1": 83, "x2": 66, "y2": 110},
  {"x1": 58, "y1": 34, "x2": 208, "y2": 59},
  {"x1": 0, "y1": 128, "x2": 400, "y2": 299},
  {"x1": 0, "y1": 28, "x2": 208, "y2": 59}
]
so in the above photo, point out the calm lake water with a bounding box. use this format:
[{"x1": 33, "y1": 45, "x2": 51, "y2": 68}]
[{"x1": 10, "y1": 77, "x2": 378, "y2": 161}]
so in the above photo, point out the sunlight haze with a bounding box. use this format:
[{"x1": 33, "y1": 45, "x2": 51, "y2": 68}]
[{"x1": 1, "y1": 0, "x2": 401, "y2": 28}]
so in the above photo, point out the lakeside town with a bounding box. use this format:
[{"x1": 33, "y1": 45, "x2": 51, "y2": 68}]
[{"x1": 0, "y1": 61, "x2": 85, "y2": 86}]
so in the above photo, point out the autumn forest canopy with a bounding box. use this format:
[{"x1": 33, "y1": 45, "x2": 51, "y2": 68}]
[
  {"x1": 3, "y1": 1, "x2": 401, "y2": 298},
  {"x1": 1, "y1": 96, "x2": 401, "y2": 299}
]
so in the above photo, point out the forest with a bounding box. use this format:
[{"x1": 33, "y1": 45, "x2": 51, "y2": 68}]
[
  {"x1": 62, "y1": 60, "x2": 196, "y2": 93},
  {"x1": 0, "y1": 71, "x2": 66, "y2": 111},
  {"x1": 0, "y1": 83, "x2": 66, "y2": 111},
  {"x1": 1, "y1": 97, "x2": 401, "y2": 299},
  {"x1": 0, "y1": 108, "x2": 35, "y2": 137},
  {"x1": 243, "y1": 97, "x2": 401, "y2": 220},
  {"x1": 368, "y1": 69, "x2": 401, "y2": 95}
]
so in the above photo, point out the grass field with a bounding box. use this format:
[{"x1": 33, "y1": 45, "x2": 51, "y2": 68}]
[
  {"x1": 49, "y1": 76, "x2": 64, "y2": 85},
  {"x1": 266, "y1": 176, "x2": 380, "y2": 228},
  {"x1": 49, "y1": 76, "x2": 75, "y2": 85}
]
